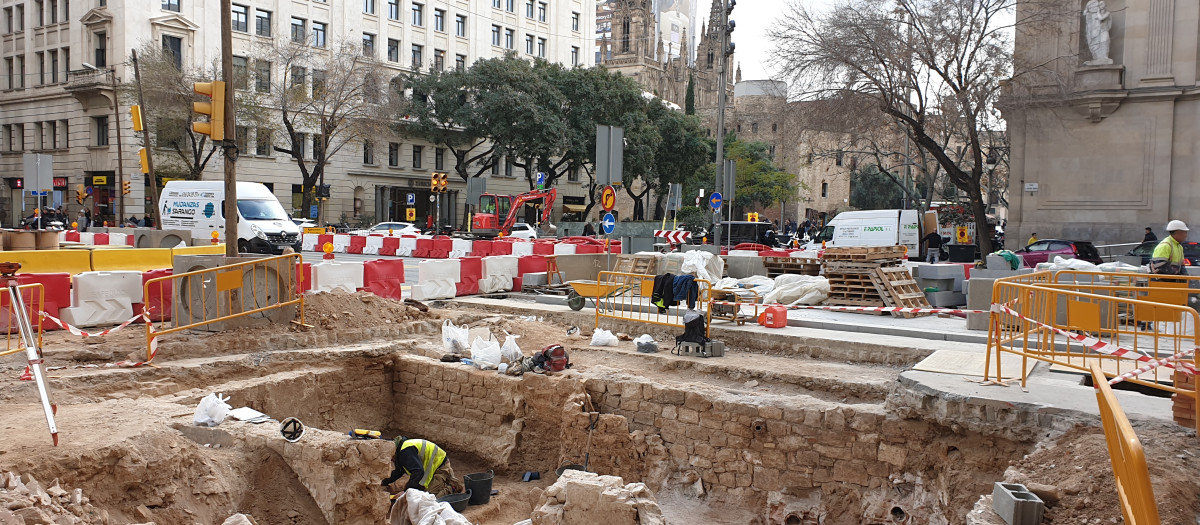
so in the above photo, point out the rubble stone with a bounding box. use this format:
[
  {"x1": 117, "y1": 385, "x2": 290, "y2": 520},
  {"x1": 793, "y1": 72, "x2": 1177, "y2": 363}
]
[{"x1": 531, "y1": 470, "x2": 665, "y2": 525}]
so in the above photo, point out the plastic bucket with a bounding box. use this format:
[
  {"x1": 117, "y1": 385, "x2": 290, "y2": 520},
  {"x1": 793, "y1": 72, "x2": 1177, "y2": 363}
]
[
  {"x1": 464, "y1": 470, "x2": 494, "y2": 505},
  {"x1": 437, "y1": 491, "x2": 471, "y2": 512}
]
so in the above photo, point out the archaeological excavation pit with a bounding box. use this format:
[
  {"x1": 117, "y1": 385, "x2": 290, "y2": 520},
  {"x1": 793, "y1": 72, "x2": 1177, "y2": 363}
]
[{"x1": 1, "y1": 293, "x2": 1198, "y2": 524}]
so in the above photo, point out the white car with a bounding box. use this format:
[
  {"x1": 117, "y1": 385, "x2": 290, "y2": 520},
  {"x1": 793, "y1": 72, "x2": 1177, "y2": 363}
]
[
  {"x1": 509, "y1": 223, "x2": 538, "y2": 239},
  {"x1": 349, "y1": 222, "x2": 422, "y2": 236}
]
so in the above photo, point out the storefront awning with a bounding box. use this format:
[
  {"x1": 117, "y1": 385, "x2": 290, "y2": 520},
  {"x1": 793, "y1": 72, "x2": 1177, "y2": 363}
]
[{"x1": 563, "y1": 204, "x2": 587, "y2": 213}]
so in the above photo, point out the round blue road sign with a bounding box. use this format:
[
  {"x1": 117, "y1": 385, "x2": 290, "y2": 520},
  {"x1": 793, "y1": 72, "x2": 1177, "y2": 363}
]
[
  {"x1": 709, "y1": 192, "x2": 723, "y2": 210},
  {"x1": 601, "y1": 212, "x2": 616, "y2": 235}
]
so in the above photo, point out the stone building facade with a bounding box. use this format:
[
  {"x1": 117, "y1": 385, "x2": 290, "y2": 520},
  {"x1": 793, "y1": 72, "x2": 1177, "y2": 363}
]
[
  {"x1": 1003, "y1": 0, "x2": 1200, "y2": 244},
  {"x1": 0, "y1": 0, "x2": 594, "y2": 228}
]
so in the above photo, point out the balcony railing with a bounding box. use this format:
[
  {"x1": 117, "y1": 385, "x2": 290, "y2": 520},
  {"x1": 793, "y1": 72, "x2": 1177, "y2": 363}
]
[{"x1": 65, "y1": 68, "x2": 113, "y2": 92}]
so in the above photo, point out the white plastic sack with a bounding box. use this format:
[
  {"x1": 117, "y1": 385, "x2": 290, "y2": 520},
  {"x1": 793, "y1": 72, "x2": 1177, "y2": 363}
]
[
  {"x1": 713, "y1": 277, "x2": 739, "y2": 290},
  {"x1": 441, "y1": 320, "x2": 469, "y2": 353},
  {"x1": 633, "y1": 334, "x2": 658, "y2": 353},
  {"x1": 1097, "y1": 261, "x2": 1146, "y2": 274},
  {"x1": 681, "y1": 250, "x2": 721, "y2": 282},
  {"x1": 470, "y1": 337, "x2": 503, "y2": 369},
  {"x1": 500, "y1": 333, "x2": 522, "y2": 363},
  {"x1": 590, "y1": 328, "x2": 619, "y2": 347},
  {"x1": 193, "y1": 393, "x2": 231, "y2": 427},
  {"x1": 1040, "y1": 256, "x2": 1099, "y2": 272},
  {"x1": 387, "y1": 488, "x2": 473, "y2": 525},
  {"x1": 763, "y1": 274, "x2": 830, "y2": 306}
]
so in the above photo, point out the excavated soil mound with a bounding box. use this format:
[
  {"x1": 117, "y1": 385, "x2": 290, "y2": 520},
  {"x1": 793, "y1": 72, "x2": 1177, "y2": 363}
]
[
  {"x1": 1005, "y1": 424, "x2": 1200, "y2": 524},
  {"x1": 302, "y1": 291, "x2": 429, "y2": 331}
]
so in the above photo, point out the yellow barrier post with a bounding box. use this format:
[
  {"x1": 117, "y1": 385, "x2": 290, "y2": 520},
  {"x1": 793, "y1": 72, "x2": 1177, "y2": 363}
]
[
  {"x1": 1090, "y1": 362, "x2": 1161, "y2": 525},
  {"x1": 143, "y1": 253, "x2": 303, "y2": 362}
]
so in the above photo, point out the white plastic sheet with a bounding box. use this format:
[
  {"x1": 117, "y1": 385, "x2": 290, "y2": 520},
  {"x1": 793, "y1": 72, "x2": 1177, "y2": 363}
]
[
  {"x1": 763, "y1": 274, "x2": 830, "y2": 306},
  {"x1": 680, "y1": 250, "x2": 722, "y2": 283},
  {"x1": 387, "y1": 489, "x2": 472, "y2": 525},
  {"x1": 1037, "y1": 256, "x2": 1100, "y2": 272}
]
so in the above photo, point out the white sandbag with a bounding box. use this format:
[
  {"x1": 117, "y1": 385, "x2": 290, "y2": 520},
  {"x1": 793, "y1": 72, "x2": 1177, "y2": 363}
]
[
  {"x1": 590, "y1": 328, "x2": 618, "y2": 347},
  {"x1": 500, "y1": 333, "x2": 522, "y2": 363}
]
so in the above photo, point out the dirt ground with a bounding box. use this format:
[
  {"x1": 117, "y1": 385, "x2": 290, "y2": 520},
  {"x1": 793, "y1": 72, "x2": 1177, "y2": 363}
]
[{"x1": 1, "y1": 292, "x2": 1198, "y2": 524}]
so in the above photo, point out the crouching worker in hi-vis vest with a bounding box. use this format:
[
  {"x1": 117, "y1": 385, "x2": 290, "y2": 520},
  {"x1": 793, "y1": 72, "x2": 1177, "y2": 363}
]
[{"x1": 381, "y1": 437, "x2": 464, "y2": 498}]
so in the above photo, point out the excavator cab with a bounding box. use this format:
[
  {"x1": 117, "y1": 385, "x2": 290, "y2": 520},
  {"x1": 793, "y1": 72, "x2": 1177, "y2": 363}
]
[{"x1": 470, "y1": 189, "x2": 556, "y2": 238}]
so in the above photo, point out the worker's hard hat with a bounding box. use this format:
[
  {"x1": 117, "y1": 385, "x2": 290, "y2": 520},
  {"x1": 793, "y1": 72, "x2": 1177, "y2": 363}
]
[{"x1": 1167, "y1": 220, "x2": 1190, "y2": 232}]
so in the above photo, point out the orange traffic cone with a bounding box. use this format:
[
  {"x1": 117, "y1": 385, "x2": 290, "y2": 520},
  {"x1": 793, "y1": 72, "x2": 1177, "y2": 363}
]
[{"x1": 19, "y1": 365, "x2": 32, "y2": 381}]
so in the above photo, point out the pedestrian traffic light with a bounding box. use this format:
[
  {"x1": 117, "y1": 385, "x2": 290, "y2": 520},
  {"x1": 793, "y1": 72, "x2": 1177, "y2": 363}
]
[
  {"x1": 317, "y1": 184, "x2": 331, "y2": 200},
  {"x1": 192, "y1": 80, "x2": 226, "y2": 141},
  {"x1": 137, "y1": 148, "x2": 150, "y2": 174},
  {"x1": 122, "y1": 180, "x2": 131, "y2": 195},
  {"x1": 76, "y1": 184, "x2": 85, "y2": 204},
  {"x1": 130, "y1": 105, "x2": 144, "y2": 132}
]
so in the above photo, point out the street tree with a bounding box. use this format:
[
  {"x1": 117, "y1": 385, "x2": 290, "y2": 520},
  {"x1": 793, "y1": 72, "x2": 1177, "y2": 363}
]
[
  {"x1": 395, "y1": 68, "x2": 497, "y2": 183},
  {"x1": 850, "y1": 164, "x2": 905, "y2": 209},
  {"x1": 123, "y1": 43, "x2": 224, "y2": 180},
  {"x1": 771, "y1": 0, "x2": 1026, "y2": 253},
  {"x1": 255, "y1": 40, "x2": 386, "y2": 222}
]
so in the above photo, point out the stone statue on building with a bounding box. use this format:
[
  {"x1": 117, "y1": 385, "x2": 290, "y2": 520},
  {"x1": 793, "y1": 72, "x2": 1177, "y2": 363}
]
[{"x1": 1083, "y1": 0, "x2": 1113, "y2": 65}]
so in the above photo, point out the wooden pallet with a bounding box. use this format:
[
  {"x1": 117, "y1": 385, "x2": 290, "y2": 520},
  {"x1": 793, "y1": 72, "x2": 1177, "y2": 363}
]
[
  {"x1": 824, "y1": 259, "x2": 906, "y2": 273},
  {"x1": 762, "y1": 257, "x2": 821, "y2": 278},
  {"x1": 873, "y1": 267, "x2": 932, "y2": 317},
  {"x1": 823, "y1": 246, "x2": 908, "y2": 261},
  {"x1": 613, "y1": 255, "x2": 657, "y2": 275}
]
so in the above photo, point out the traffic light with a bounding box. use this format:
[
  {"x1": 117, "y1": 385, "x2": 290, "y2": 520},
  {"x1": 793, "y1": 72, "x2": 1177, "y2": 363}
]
[
  {"x1": 317, "y1": 184, "x2": 331, "y2": 200},
  {"x1": 437, "y1": 172, "x2": 448, "y2": 193},
  {"x1": 130, "y1": 105, "x2": 144, "y2": 132},
  {"x1": 430, "y1": 172, "x2": 439, "y2": 193},
  {"x1": 122, "y1": 180, "x2": 131, "y2": 195},
  {"x1": 725, "y1": 0, "x2": 736, "y2": 57},
  {"x1": 76, "y1": 184, "x2": 85, "y2": 204},
  {"x1": 192, "y1": 80, "x2": 226, "y2": 141},
  {"x1": 137, "y1": 148, "x2": 150, "y2": 174}
]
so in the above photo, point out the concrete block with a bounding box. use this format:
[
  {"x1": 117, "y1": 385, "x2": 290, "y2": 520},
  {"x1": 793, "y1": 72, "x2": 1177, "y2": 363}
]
[
  {"x1": 311, "y1": 261, "x2": 365, "y2": 293},
  {"x1": 991, "y1": 482, "x2": 1044, "y2": 525},
  {"x1": 136, "y1": 229, "x2": 192, "y2": 249},
  {"x1": 925, "y1": 291, "x2": 967, "y2": 307},
  {"x1": 916, "y1": 264, "x2": 966, "y2": 280},
  {"x1": 986, "y1": 254, "x2": 1010, "y2": 270},
  {"x1": 723, "y1": 256, "x2": 769, "y2": 279},
  {"x1": 522, "y1": 272, "x2": 549, "y2": 287},
  {"x1": 915, "y1": 277, "x2": 955, "y2": 292},
  {"x1": 682, "y1": 245, "x2": 720, "y2": 255},
  {"x1": 966, "y1": 278, "x2": 996, "y2": 310},
  {"x1": 969, "y1": 269, "x2": 1029, "y2": 280}
]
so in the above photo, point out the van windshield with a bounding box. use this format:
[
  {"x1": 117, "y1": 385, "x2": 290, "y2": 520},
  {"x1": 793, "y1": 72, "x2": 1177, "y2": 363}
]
[
  {"x1": 238, "y1": 199, "x2": 289, "y2": 221},
  {"x1": 815, "y1": 226, "x2": 834, "y2": 242}
]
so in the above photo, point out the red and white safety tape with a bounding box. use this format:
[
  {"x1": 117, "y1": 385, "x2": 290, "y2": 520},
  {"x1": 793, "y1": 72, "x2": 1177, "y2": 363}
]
[
  {"x1": 1107, "y1": 347, "x2": 1196, "y2": 386},
  {"x1": 32, "y1": 309, "x2": 159, "y2": 366}
]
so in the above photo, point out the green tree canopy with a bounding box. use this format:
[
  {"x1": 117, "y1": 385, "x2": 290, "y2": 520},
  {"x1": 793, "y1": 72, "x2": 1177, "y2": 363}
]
[{"x1": 850, "y1": 164, "x2": 905, "y2": 210}]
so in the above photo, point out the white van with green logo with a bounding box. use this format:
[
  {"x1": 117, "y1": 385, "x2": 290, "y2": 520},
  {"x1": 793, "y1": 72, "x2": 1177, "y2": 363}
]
[
  {"x1": 804, "y1": 209, "x2": 919, "y2": 255},
  {"x1": 160, "y1": 181, "x2": 301, "y2": 254}
]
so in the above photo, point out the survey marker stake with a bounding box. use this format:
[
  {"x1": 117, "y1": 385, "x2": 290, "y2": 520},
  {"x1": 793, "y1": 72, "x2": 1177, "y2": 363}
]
[{"x1": 1, "y1": 262, "x2": 59, "y2": 446}]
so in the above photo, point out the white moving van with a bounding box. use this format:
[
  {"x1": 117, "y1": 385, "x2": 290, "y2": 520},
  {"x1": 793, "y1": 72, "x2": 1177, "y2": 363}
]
[
  {"x1": 804, "y1": 209, "x2": 919, "y2": 255},
  {"x1": 159, "y1": 181, "x2": 302, "y2": 254}
]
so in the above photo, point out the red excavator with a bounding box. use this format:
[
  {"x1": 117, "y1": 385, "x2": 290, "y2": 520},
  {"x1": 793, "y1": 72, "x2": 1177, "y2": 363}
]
[{"x1": 470, "y1": 188, "x2": 557, "y2": 238}]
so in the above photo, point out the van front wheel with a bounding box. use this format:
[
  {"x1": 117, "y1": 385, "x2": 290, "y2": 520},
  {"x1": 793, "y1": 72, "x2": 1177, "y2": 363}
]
[{"x1": 237, "y1": 239, "x2": 249, "y2": 254}]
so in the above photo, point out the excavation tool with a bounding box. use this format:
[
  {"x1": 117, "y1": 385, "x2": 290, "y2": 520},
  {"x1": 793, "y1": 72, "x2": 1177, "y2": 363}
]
[
  {"x1": 1, "y1": 262, "x2": 58, "y2": 446},
  {"x1": 582, "y1": 412, "x2": 599, "y2": 472},
  {"x1": 349, "y1": 429, "x2": 382, "y2": 439}
]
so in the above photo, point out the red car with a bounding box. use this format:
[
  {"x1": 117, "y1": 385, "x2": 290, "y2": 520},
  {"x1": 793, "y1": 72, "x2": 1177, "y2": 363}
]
[{"x1": 1015, "y1": 239, "x2": 1103, "y2": 266}]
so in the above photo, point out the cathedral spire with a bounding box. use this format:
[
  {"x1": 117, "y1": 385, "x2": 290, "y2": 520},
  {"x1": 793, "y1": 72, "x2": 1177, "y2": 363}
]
[{"x1": 736, "y1": 62, "x2": 742, "y2": 82}]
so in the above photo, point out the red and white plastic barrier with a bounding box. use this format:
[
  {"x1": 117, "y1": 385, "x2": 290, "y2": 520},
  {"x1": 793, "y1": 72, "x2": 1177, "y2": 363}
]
[
  {"x1": 59, "y1": 271, "x2": 143, "y2": 328},
  {"x1": 412, "y1": 259, "x2": 458, "y2": 300},
  {"x1": 363, "y1": 259, "x2": 404, "y2": 301},
  {"x1": 311, "y1": 261, "x2": 365, "y2": 293}
]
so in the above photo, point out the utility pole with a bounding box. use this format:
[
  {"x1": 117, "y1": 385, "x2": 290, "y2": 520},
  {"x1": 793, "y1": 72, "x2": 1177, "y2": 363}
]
[
  {"x1": 713, "y1": 0, "x2": 734, "y2": 246},
  {"x1": 131, "y1": 50, "x2": 160, "y2": 229},
  {"x1": 110, "y1": 69, "x2": 126, "y2": 223},
  {"x1": 221, "y1": 0, "x2": 238, "y2": 258}
]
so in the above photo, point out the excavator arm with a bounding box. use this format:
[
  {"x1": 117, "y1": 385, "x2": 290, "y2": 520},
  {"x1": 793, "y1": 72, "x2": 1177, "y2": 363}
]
[{"x1": 498, "y1": 188, "x2": 557, "y2": 236}]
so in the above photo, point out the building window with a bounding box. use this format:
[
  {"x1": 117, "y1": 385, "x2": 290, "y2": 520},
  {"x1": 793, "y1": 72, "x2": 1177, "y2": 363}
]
[
  {"x1": 505, "y1": 0, "x2": 514, "y2": 12},
  {"x1": 537, "y1": 2, "x2": 546, "y2": 22},
  {"x1": 411, "y1": 44, "x2": 423, "y2": 68},
  {"x1": 433, "y1": 49, "x2": 444, "y2": 70},
  {"x1": 772, "y1": 123, "x2": 778, "y2": 132},
  {"x1": 505, "y1": 159, "x2": 513, "y2": 177},
  {"x1": 769, "y1": 145, "x2": 776, "y2": 160},
  {"x1": 433, "y1": 9, "x2": 444, "y2": 31},
  {"x1": 363, "y1": 141, "x2": 374, "y2": 164},
  {"x1": 255, "y1": 60, "x2": 271, "y2": 93},
  {"x1": 14, "y1": 4, "x2": 24, "y2": 32},
  {"x1": 290, "y1": 17, "x2": 305, "y2": 43},
  {"x1": 571, "y1": 12, "x2": 579, "y2": 32},
  {"x1": 411, "y1": 3, "x2": 423, "y2": 26},
  {"x1": 312, "y1": 134, "x2": 323, "y2": 158},
  {"x1": 504, "y1": 29, "x2": 514, "y2": 49},
  {"x1": 231, "y1": 4, "x2": 248, "y2": 32},
  {"x1": 821, "y1": 182, "x2": 828, "y2": 198},
  {"x1": 312, "y1": 22, "x2": 326, "y2": 48},
  {"x1": 3, "y1": 58, "x2": 12, "y2": 90},
  {"x1": 255, "y1": 10, "x2": 271, "y2": 37},
  {"x1": 412, "y1": 145, "x2": 423, "y2": 168},
  {"x1": 525, "y1": 1, "x2": 533, "y2": 18},
  {"x1": 835, "y1": 150, "x2": 844, "y2": 166},
  {"x1": 35, "y1": 52, "x2": 44, "y2": 85},
  {"x1": 34, "y1": 0, "x2": 43, "y2": 27},
  {"x1": 491, "y1": 161, "x2": 499, "y2": 177},
  {"x1": 388, "y1": 142, "x2": 399, "y2": 167},
  {"x1": 455, "y1": 15, "x2": 466, "y2": 37},
  {"x1": 93, "y1": 116, "x2": 109, "y2": 146},
  {"x1": 751, "y1": 122, "x2": 758, "y2": 133},
  {"x1": 290, "y1": 65, "x2": 305, "y2": 88},
  {"x1": 387, "y1": 39, "x2": 399, "y2": 62},
  {"x1": 455, "y1": 53, "x2": 466, "y2": 71},
  {"x1": 162, "y1": 35, "x2": 182, "y2": 69},
  {"x1": 568, "y1": 166, "x2": 579, "y2": 182},
  {"x1": 48, "y1": 50, "x2": 58, "y2": 83},
  {"x1": 492, "y1": 0, "x2": 500, "y2": 8},
  {"x1": 435, "y1": 147, "x2": 444, "y2": 170},
  {"x1": 571, "y1": 46, "x2": 579, "y2": 66},
  {"x1": 491, "y1": 25, "x2": 500, "y2": 46},
  {"x1": 363, "y1": 0, "x2": 375, "y2": 15},
  {"x1": 231, "y1": 56, "x2": 249, "y2": 89},
  {"x1": 256, "y1": 129, "x2": 272, "y2": 156},
  {"x1": 525, "y1": 34, "x2": 533, "y2": 54},
  {"x1": 537, "y1": 37, "x2": 546, "y2": 57},
  {"x1": 311, "y1": 69, "x2": 325, "y2": 97},
  {"x1": 388, "y1": 0, "x2": 399, "y2": 20},
  {"x1": 162, "y1": 0, "x2": 180, "y2": 12},
  {"x1": 15, "y1": 55, "x2": 24, "y2": 88},
  {"x1": 3, "y1": 8, "x2": 13, "y2": 34},
  {"x1": 362, "y1": 33, "x2": 375, "y2": 56},
  {"x1": 94, "y1": 31, "x2": 107, "y2": 67},
  {"x1": 235, "y1": 126, "x2": 249, "y2": 154}
]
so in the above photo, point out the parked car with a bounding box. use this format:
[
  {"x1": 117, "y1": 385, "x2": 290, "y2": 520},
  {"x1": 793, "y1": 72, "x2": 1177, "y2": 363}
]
[
  {"x1": 348, "y1": 222, "x2": 421, "y2": 236},
  {"x1": 292, "y1": 218, "x2": 317, "y2": 229},
  {"x1": 508, "y1": 222, "x2": 538, "y2": 239},
  {"x1": 1015, "y1": 239, "x2": 1103, "y2": 266},
  {"x1": 1126, "y1": 240, "x2": 1200, "y2": 266}
]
